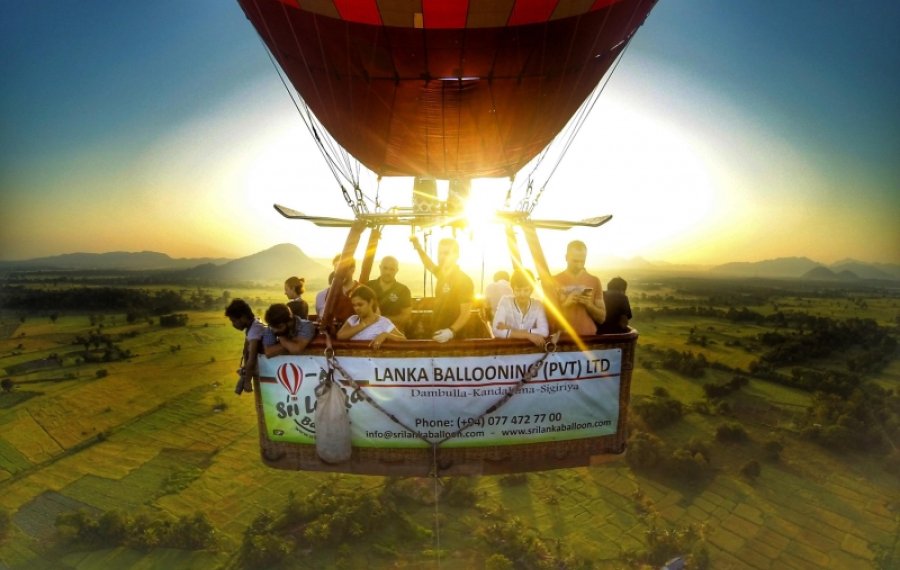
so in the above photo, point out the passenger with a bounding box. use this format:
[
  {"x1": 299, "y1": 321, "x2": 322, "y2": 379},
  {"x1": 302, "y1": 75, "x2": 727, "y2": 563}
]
[
  {"x1": 224, "y1": 299, "x2": 265, "y2": 395},
  {"x1": 554, "y1": 240, "x2": 606, "y2": 336},
  {"x1": 597, "y1": 276, "x2": 632, "y2": 334},
  {"x1": 366, "y1": 256, "x2": 412, "y2": 333},
  {"x1": 331, "y1": 256, "x2": 358, "y2": 322},
  {"x1": 492, "y1": 269, "x2": 549, "y2": 347},
  {"x1": 483, "y1": 270, "x2": 513, "y2": 323},
  {"x1": 410, "y1": 236, "x2": 474, "y2": 342},
  {"x1": 283, "y1": 276, "x2": 309, "y2": 319},
  {"x1": 316, "y1": 254, "x2": 358, "y2": 322},
  {"x1": 336, "y1": 285, "x2": 406, "y2": 349},
  {"x1": 314, "y1": 271, "x2": 335, "y2": 317},
  {"x1": 262, "y1": 303, "x2": 317, "y2": 357}
]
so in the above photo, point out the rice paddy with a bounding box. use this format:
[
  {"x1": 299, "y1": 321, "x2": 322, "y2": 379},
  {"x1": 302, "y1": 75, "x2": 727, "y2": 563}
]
[{"x1": 0, "y1": 279, "x2": 897, "y2": 568}]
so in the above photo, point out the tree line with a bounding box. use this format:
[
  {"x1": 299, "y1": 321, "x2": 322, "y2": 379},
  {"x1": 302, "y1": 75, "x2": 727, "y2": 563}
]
[
  {"x1": 55, "y1": 510, "x2": 215, "y2": 551},
  {"x1": 0, "y1": 285, "x2": 228, "y2": 316}
]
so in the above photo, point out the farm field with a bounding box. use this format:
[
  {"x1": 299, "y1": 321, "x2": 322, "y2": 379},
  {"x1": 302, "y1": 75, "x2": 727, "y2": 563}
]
[{"x1": 0, "y1": 278, "x2": 898, "y2": 569}]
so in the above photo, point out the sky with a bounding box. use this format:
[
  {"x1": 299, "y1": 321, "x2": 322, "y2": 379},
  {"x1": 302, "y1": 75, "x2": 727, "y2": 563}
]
[{"x1": 1, "y1": 0, "x2": 898, "y2": 269}]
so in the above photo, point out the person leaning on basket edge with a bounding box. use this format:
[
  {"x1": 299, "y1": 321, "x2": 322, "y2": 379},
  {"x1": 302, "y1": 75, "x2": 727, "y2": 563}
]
[{"x1": 262, "y1": 303, "x2": 317, "y2": 357}]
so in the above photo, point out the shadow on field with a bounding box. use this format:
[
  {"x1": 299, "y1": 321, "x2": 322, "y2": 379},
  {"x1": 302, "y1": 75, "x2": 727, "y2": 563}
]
[{"x1": 0, "y1": 390, "x2": 43, "y2": 409}]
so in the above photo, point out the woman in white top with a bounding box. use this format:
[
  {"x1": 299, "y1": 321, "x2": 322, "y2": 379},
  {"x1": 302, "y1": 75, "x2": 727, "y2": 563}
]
[
  {"x1": 337, "y1": 285, "x2": 406, "y2": 349},
  {"x1": 492, "y1": 269, "x2": 549, "y2": 347}
]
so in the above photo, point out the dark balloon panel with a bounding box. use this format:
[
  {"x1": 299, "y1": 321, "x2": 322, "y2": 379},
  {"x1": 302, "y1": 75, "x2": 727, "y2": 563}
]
[{"x1": 240, "y1": 0, "x2": 657, "y2": 179}]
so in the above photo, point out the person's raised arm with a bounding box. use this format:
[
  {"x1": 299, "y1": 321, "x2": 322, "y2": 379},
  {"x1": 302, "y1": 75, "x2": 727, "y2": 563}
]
[{"x1": 410, "y1": 236, "x2": 439, "y2": 275}]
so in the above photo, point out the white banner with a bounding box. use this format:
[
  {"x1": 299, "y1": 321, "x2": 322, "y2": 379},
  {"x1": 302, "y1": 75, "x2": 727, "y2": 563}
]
[{"x1": 258, "y1": 348, "x2": 621, "y2": 448}]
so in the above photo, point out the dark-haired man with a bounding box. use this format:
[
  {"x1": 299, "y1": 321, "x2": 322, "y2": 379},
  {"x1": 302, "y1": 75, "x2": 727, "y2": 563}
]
[
  {"x1": 366, "y1": 256, "x2": 412, "y2": 333},
  {"x1": 224, "y1": 299, "x2": 265, "y2": 395},
  {"x1": 262, "y1": 303, "x2": 317, "y2": 357}
]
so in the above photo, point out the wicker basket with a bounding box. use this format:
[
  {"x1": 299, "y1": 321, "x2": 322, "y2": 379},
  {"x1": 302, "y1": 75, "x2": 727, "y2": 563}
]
[{"x1": 253, "y1": 330, "x2": 637, "y2": 476}]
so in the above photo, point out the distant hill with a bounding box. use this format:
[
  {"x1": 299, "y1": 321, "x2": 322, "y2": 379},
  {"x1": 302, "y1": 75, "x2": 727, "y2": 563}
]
[
  {"x1": 830, "y1": 259, "x2": 899, "y2": 280},
  {"x1": 802, "y1": 266, "x2": 862, "y2": 281},
  {"x1": 711, "y1": 257, "x2": 820, "y2": 278},
  {"x1": 0, "y1": 251, "x2": 230, "y2": 271},
  {"x1": 708, "y1": 257, "x2": 900, "y2": 281},
  {"x1": 184, "y1": 243, "x2": 329, "y2": 284}
]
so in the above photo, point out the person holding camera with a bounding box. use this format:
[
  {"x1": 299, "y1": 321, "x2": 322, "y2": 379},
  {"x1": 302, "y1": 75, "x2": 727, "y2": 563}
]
[
  {"x1": 262, "y1": 303, "x2": 317, "y2": 357},
  {"x1": 224, "y1": 299, "x2": 265, "y2": 395},
  {"x1": 554, "y1": 240, "x2": 605, "y2": 337}
]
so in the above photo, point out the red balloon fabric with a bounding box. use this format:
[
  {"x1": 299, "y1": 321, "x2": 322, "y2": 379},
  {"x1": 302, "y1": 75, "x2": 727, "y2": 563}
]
[{"x1": 239, "y1": 0, "x2": 657, "y2": 179}]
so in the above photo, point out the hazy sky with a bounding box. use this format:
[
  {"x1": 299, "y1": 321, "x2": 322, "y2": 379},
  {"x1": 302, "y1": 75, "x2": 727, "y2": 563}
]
[{"x1": 2, "y1": 1, "x2": 898, "y2": 267}]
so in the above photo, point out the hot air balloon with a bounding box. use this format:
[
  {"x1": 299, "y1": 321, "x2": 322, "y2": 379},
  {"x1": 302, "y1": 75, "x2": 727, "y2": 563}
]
[{"x1": 242, "y1": 0, "x2": 656, "y2": 475}]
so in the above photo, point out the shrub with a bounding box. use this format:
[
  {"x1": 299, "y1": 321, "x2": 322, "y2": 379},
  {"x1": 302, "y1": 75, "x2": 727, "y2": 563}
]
[
  {"x1": 485, "y1": 554, "x2": 514, "y2": 570},
  {"x1": 626, "y1": 430, "x2": 665, "y2": 470},
  {"x1": 665, "y1": 448, "x2": 709, "y2": 480},
  {"x1": 715, "y1": 423, "x2": 748, "y2": 444},
  {"x1": 624, "y1": 523, "x2": 708, "y2": 568},
  {"x1": 740, "y1": 460, "x2": 761, "y2": 480},
  {"x1": 475, "y1": 511, "x2": 588, "y2": 570},
  {"x1": 763, "y1": 440, "x2": 784, "y2": 461},
  {"x1": 634, "y1": 398, "x2": 684, "y2": 430}
]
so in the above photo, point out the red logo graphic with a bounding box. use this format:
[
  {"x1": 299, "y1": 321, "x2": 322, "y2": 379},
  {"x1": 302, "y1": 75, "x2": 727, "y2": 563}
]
[{"x1": 276, "y1": 362, "x2": 302, "y2": 396}]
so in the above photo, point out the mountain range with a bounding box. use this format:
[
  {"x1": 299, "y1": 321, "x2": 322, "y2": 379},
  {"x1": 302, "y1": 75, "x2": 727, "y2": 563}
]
[
  {"x1": 709, "y1": 256, "x2": 900, "y2": 281},
  {"x1": 0, "y1": 251, "x2": 230, "y2": 271},
  {"x1": 1, "y1": 247, "x2": 897, "y2": 283}
]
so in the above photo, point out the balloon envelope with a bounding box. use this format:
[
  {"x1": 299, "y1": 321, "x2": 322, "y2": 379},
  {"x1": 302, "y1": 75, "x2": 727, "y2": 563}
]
[{"x1": 239, "y1": 0, "x2": 658, "y2": 180}]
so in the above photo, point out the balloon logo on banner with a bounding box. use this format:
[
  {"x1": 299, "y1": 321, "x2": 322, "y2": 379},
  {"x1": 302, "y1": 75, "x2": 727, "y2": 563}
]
[{"x1": 276, "y1": 363, "x2": 302, "y2": 397}]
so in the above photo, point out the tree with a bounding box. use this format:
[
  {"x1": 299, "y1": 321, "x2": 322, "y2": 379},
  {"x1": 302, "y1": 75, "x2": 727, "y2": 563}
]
[
  {"x1": 740, "y1": 460, "x2": 761, "y2": 480},
  {"x1": 0, "y1": 378, "x2": 14, "y2": 393},
  {"x1": 634, "y1": 397, "x2": 684, "y2": 429},
  {"x1": 626, "y1": 430, "x2": 664, "y2": 470},
  {"x1": 665, "y1": 448, "x2": 709, "y2": 480},
  {"x1": 715, "y1": 423, "x2": 748, "y2": 444}
]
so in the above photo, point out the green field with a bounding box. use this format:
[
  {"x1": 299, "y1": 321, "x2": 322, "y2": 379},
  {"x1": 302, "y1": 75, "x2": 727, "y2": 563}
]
[{"x1": 0, "y1": 279, "x2": 898, "y2": 569}]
